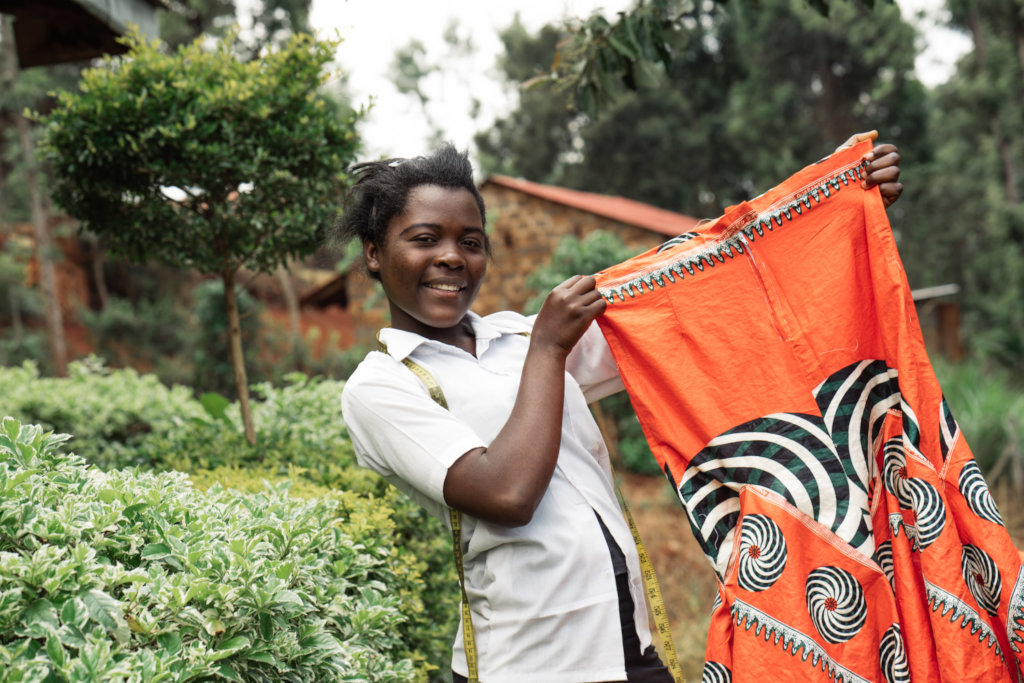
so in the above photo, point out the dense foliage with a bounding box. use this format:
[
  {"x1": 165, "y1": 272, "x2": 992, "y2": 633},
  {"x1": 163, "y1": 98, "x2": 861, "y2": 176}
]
[
  {"x1": 538, "y1": 0, "x2": 895, "y2": 117},
  {"x1": 898, "y1": 0, "x2": 1024, "y2": 374},
  {"x1": 0, "y1": 361, "x2": 460, "y2": 680},
  {"x1": 478, "y1": 0, "x2": 925, "y2": 216},
  {"x1": 37, "y1": 30, "x2": 357, "y2": 276},
  {"x1": 0, "y1": 417, "x2": 414, "y2": 681}
]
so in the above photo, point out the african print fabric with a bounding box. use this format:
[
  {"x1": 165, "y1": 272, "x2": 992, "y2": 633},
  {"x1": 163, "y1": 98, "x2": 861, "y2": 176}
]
[{"x1": 594, "y1": 141, "x2": 1024, "y2": 682}]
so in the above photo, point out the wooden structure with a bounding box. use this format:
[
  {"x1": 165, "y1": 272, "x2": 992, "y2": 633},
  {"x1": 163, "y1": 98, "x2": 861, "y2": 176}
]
[
  {"x1": 911, "y1": 283, "x2": 964, "y2": 361},
  {"x1": 0, "y1": 0, "x2": 162, "y2": 67}
]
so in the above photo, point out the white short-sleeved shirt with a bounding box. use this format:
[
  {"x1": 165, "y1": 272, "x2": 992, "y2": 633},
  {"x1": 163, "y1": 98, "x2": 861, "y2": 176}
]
[{"x1": 340, "y1": 311, "x2": 651, "y2": 683}]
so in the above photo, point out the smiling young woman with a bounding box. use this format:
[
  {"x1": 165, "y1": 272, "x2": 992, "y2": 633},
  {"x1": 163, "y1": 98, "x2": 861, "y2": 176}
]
[{"x1": 334, "y1": 144, "x2": 675, "y2": 682}]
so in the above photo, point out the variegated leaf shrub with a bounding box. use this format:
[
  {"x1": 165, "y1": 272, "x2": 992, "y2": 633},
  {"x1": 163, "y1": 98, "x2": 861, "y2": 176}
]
[
  {"x1": 0, "y1": 417, "x2": 424, "y2": 681},
  {"x1": 0, "y1": 417, "x2": 420, "y2": 681},
  {"x1": 0, "y1": 357, "x2": 465, "y2": 682}
]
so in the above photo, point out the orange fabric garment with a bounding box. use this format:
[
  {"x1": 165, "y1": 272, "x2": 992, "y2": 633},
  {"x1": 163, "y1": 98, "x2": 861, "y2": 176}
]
[{"x1": 594, "y1": 141, "x2": 1024, "y2": 682}]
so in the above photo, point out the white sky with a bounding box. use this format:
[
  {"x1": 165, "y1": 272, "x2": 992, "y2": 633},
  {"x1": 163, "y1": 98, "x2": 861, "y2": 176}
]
[{"x1": 309, "y1": 0, "x2": 971, "y2": 161}]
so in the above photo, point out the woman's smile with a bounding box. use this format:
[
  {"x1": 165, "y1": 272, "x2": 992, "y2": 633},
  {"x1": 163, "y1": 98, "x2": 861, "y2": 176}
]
[{"x1": 424, "y1": 280, "x2": 466, "y2": 293}]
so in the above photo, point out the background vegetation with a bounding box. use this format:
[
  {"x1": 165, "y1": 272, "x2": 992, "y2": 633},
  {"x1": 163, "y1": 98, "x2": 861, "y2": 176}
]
[{"x1": 0, "y1": 0, "x2": 1022, "y2": 679}]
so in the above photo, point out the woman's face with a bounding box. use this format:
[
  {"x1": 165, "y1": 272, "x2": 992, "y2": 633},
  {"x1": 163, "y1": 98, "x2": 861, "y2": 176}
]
[{"x1": 365, "y1": 184, "x2": 487, "y2": 343}]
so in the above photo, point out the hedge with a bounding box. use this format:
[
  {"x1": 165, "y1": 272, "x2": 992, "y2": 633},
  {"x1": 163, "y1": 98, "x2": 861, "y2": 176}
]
[
  {"x1": 0, "y1": 361, "x2": 460, "y2": 681},
  {"x1": 0, "y1": 417, "x2": 416, "y2": 681}
]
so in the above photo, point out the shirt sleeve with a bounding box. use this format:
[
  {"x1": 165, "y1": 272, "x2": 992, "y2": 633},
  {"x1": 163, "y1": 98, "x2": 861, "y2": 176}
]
[
  {"x1": 340, "y1": 360, "x2": 487, "y2": 516},
  {"x1": 565, "y1": 320, "x2": 624, "y2": 403}
]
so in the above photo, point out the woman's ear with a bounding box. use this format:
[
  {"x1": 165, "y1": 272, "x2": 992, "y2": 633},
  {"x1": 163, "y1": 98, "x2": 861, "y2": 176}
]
[{"x1": 364, "y1": 241, "x2": 381, "y2": 274}]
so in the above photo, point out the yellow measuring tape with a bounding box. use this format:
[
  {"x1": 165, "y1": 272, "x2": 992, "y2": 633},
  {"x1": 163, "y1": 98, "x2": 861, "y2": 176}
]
[
  {"x1": 448, "y1": 507, "x2": 479, "y2": 682},
  {"x1": 378, "y1": 334, "x2": 683, "y2": 682}
]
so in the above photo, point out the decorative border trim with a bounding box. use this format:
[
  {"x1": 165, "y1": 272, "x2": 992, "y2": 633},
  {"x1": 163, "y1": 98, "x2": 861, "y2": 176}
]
[
  {"x1": 1006, "y1": 567, "x2": 1024, "y2": 655},
  {"x1": 600, "y1": 162, "x2": 867, "y2": 303},
  {"x1": 924, "y1": 578, "x2": 1003, "y2": 652},
  {"x1": 732, "y1": 598, "x2": 872, "y2": 683}
]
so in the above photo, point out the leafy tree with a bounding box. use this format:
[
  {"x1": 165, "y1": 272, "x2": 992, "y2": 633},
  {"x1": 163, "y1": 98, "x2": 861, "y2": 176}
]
[
  {"x1": 480, "y1": 0, "x2": 926, "y2": 219},
  {"x1": 545, "y1": 0, "x2": 896, "y2": 117},
  {"x1": 37, "y1": 30, "x2": 361, "y2": 443},
  {"x1": 474, "y1": 18, "x2": 580, "y2": 185},
  {"x1": 159, "y1": 0, "x2": 312, "y2": 56},
  {"x1": 714, "y1": 0, "x2": 926, "y2": 201},
  {"x1": 159, "y1": 0, "x2": 235, "y2": 49},
  {"x1": 898, "y1": 0, "x2": 1024, "y2": 372}
]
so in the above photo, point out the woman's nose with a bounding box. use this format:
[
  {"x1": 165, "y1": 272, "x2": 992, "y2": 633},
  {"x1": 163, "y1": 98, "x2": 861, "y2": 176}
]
[{"x1": 434, "y1": 241, "x2": 465, "y2": 268}]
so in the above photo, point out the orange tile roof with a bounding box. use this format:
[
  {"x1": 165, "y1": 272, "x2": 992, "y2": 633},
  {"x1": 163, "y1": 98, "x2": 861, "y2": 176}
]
[{"x1": 483, "y1": 175, "x2": 701, "y2": 238}]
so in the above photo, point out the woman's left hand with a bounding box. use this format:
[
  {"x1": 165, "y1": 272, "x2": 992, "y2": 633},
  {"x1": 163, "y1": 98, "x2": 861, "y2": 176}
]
[{"x1": 836, "y1": 130, "x2": 903, "y2": 208}]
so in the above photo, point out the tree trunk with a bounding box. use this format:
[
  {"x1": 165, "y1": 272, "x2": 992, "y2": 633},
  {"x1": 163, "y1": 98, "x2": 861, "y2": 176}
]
[
  {"x1": 223, "y1": 269, "x2": 257, "y2": 444},
  {"x1": 3, "y1": 18, "x2": 67, "y2": 375}
]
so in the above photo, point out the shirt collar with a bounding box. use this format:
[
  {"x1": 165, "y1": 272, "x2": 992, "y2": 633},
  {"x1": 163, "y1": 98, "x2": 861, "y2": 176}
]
[{"x1": 377, "y1": 311, "x2": 510, "y2": 361}]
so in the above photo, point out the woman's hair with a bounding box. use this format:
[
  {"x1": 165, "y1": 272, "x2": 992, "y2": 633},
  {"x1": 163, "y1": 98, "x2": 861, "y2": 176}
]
[{"x1": 333, "y1": 143, "x2": 488, "y2": 279}]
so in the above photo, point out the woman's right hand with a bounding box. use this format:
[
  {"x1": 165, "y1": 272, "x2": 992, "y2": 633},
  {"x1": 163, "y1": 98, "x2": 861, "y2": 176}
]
[{"x1": 532, "y1": 275, "x2": 607, "y2": 355}]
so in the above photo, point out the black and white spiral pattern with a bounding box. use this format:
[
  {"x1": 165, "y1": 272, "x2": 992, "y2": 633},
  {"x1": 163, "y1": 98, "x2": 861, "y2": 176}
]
[
  {"x1": 679, "y1": 360, "x2": 910, "y2": 575},
  {"x1": 962, "y1": 544, "x2": 1002, "y2": 616},
  {"x1": 737, "y1": 514, "x2": 788, "y2": 592},
  {"x1": 680, "y1": 411, "x2": 858, "y2": 574},
  {"x1": 882, "y1": 437, "x2": 946, "y2": 550},
  {"x1": 904, "y1": 478, "x2": 946, "y2": 550},
  {"x1": 882, "y1": 437, "x2": 912, "y2": 507},
  {"x1": 700, "y1": 661, "x2": 732, "y2": 683},
  {"x1": 879, "y1": 623, "x2": 910, "y2": 683},
  {"x1": 874, "y1": 540, "x2": 896, "y2": 594},
  {"x1": 959, "y1": 460, "x2": 1004, "y2": 526},
  {"x1": 806, "y1": 566, "x2": 867, "y2": 643}
]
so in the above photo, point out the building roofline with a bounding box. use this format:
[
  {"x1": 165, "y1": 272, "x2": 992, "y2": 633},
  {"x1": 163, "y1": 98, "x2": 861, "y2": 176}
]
[{"x1": 481, "y1": 175, "x2": 701, "y2": 238}]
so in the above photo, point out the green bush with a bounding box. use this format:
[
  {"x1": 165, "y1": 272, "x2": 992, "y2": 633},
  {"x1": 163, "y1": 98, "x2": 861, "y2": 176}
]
[
  {"x1": 0, "y1": 363, "x2": 460, "y2": 680},
  {"x1": 0, "y1": 417, "x2": 416, "y2": 681},
  {"x1": 0, "y1": 359, "x2": 206, "y2": 470}
]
